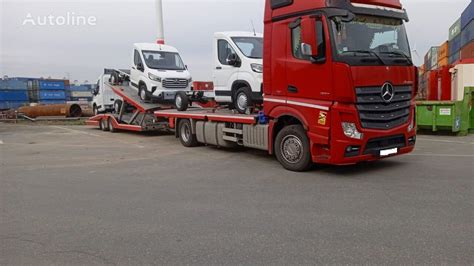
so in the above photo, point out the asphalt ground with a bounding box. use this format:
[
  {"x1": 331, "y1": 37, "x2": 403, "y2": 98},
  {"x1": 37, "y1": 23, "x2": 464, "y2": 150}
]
[{"x1": 1, "y1": 123, "x2": 473, "y2": 265}]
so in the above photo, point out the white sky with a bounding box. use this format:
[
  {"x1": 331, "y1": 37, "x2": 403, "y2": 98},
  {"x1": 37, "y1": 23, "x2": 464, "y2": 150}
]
[{"x1": 0, "y1": 0, "x2": 471, "y2": 82}]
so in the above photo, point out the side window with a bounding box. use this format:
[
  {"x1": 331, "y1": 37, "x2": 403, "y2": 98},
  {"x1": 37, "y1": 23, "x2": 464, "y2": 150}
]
[
  {"x1": 218, "y1": 40, "x2": 237, "y2": 65},
  {"x1": 134, "y1": 50, "x2": 142, "y2": 66},
  {"x1": 291, "y1": 25, "x2": 308, "y2": 60},
  {"x1": 291, "y1": 20, "x2": 326, "y2": 61}
]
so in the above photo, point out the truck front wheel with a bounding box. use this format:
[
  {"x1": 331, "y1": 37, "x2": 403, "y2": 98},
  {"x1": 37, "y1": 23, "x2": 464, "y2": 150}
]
[
  {"x1": 178, "y1": 119, "x2": 198, "y2": 147},
  {"x1": 275, "y1": 125, "x2": 312, "y2": 172}
]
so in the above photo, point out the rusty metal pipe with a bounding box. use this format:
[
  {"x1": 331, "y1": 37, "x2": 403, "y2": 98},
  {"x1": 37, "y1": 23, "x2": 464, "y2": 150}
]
[{"x1": 18, "y1": 104, "x2": 83, "y2": 118}]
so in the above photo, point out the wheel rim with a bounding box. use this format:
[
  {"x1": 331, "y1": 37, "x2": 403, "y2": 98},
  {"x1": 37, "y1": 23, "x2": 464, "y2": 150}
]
[
  {"x1": 175, "y1": 95, "x2": 183, "y2": 109},
  {"x1": 140, "y1": 88, "x2": 146, "y2": 100},
  {"x1": 280, "y1": 135, "x2": 304, "y2": 164},
  {"x1": 236, "y1": 93, "x2": 248, "y2": 111},
  {"x1": 181, "y1": 123, "x2": 190, "y2": 143}
]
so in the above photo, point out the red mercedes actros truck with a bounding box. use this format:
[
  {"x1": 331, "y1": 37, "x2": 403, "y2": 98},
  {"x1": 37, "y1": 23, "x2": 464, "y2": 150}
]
[{"x1": 89, "y1": 0, "x2": 417, "y2": 172}]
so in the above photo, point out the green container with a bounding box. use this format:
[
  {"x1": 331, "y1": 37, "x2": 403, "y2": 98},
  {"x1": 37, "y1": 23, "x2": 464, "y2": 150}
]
[{"x1": 416, "y1": 87, "x2": 473, "y2": 136}]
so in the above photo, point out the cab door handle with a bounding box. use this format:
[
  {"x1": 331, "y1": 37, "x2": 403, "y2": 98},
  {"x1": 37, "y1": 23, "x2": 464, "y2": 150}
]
[
  {"x1": 216, "y1": 67, "x2": 222, "y2": 70},
  {"x1": 288, "y1": 86, "x2": 298, "y2": 93}
]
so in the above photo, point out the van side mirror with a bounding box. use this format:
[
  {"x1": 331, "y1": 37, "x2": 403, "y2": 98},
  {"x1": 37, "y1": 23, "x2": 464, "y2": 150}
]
[
  {"x1": 301, "y1": 17, "x2": 318, "y2": 57},
  {"x1": 137, "y1": 63, "x2": 145, "y2": 72}
]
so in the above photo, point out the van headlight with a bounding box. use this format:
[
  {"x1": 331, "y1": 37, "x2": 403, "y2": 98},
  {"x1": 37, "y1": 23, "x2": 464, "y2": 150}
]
[
  {"x1": 148, "y1": 73, "x2": 162, "y2": 82},
  {"x1": 251, "y1": 63, "x2": 263, "y2": 73},
  {"x1": 342, "y1": 122, "x2": 364, "y2": 140},
  {"x1": 188, "y1": 78, "x2": 193, "y2": 83}
]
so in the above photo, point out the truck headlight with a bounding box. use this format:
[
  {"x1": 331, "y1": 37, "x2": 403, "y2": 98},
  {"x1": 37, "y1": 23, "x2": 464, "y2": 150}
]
[
  {"x1": 148, "y1": 73, "x2": 161, "y2": 82},
  {"x1": 342, "y1": 122, "x2": 363, "y2": 140},
  {"x1": 251, "y1": 63, "x2": 263, "y2": 73}
]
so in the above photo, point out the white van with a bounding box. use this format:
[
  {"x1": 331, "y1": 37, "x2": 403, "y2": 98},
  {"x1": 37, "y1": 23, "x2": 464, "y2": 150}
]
[{"x1": 213, "y1": 32, "x2": 263, "y2": 113}]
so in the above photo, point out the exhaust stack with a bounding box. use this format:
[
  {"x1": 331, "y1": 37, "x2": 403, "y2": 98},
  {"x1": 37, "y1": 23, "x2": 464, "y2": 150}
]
[{"x1": 156, "y1": 0, "x2": 165, "y2": 44}]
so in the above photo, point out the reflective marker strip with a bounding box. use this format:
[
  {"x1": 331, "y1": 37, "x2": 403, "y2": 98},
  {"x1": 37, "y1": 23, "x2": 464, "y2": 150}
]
[
  {"x1": 351, "y1": 2, "x2": 405, "y2": 13},
  {"x1": 265, "y1": 98, "x2": 329, "y2": 111}
]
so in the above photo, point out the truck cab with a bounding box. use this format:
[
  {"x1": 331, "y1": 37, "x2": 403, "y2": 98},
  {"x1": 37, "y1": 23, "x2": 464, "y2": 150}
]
[
  {"x1": 263, "y1": 0, "x2": 417, "y2": 169},
  {"x1": 213, "y1": 32, "x2": 264, "y2": 114},
  {"x1": 92, "y1": 72, "x2": 116, "y2": 115},
  {"x1": 130, "y1": 43, "x2": 192, "y2": 104}
]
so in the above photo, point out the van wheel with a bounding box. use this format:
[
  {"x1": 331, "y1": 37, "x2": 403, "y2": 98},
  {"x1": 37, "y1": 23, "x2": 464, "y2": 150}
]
[
  {"x1": 139, "y1": 84, "x2": 150, "y2": 102},
  {"x1": 92, "y1": 104, "x2": 99, "y2": 116},
  {"x1": 109, "y1": 72, "x2": 121, "y2": 85},
  {"x1": 100, "y1": 119, "x2": 109, "y2": 132},
  {"x1": 275, "y1": 125, "x2": 312, "y2": 172},
  {"x1": 114, "y1": 100, "x2": 123, "y2": 114},
  {"x1": 108, "y1": 118, "x2": 117, "y2": 133},
  {"x1": 234, "y1": 87, "x2": 253, "y2": 114},
  {"x1": 178, "y1": 119, "x2": 198, "y2": 147},
  {"x1": 175, "y1": 91, "x2": 189, "y2": 111}
]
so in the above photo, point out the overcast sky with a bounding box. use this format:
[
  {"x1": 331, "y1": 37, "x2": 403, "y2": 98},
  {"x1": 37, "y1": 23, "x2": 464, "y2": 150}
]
[{"x1": 0, "y1": 0, "x2": 471, "y2": 82}]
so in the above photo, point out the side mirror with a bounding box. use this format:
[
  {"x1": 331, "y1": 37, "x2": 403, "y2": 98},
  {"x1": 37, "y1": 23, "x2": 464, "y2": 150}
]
[
  {"x1": 226, "y1": 53, "x2": 239, "y2": 67},
  {"x1": 301, "y1": 17, "x2": 318, "y2": 57},
  {"x1": 137, "y1": 63, "x2": 145, "y2": 72}
]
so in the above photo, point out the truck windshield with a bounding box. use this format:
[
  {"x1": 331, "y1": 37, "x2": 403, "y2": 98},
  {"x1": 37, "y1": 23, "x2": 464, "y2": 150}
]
[
  {"x1": 231, "y1": 37, "x2": 263, "y2": 59},
  {"x1": 330, "y1": 15, "x2": 412, "y2": 66},
  {"x1": 142, "y1": 51, "x2": 186, "y2": 71}
]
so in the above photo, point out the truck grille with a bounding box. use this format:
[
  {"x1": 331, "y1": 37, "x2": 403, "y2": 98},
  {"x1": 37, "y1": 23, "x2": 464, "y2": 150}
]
[
  {"x1": 162, "y1": 79, "x2": 188, "y2": 89},
  {"x1": 355, "y1": 85, "x2": 412, "y2": 130}
]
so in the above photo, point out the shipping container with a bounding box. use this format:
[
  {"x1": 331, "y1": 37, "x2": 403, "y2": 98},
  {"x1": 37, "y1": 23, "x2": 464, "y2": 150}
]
[
  {"x1": 39, "y1": 80, "x2": 66, "y2": 90},
  {"x1": 0, "y1": 101, "x2": 28, "y2": 110},
  {"x1": 425, "y1": 46, "x2": 440, "y2": 70},
  {"x1": 0, "y1": 80, "x2": 28, "y2": 90},
  {"x1": 461, "y1": 40, "x2": 474, "y2": 59},
  {"x1": 39, "y1": 90, "x2": 66, "y2": 100},
  {"x1": 451, "y1": 63, "x2": 474, "y2": 101},
  {"x1": 438, "y1": 41, "x2": 449, "y2": 62},
  {"x1": 461, "y1": 20, "x2": 473, "y2": 47},
  {"x1": 0, "y1": 90, "x2": 29, "y2": 101},
  {"x1": 461, "y1": 1, "x2": 473, "y2": 30},
  {"x1": 449, "y1": 51, "x2": 461, "y2": 64},
  {"x1": 426, "y1": 71, "x2": 439, "y2": 101},
  {"x1": 70, "y1": 91, "x2": 92, "y2": 98},
  {"x1": 449, "y1": 18, "x2": 462, "y2": 41},
  {"x1": 39, "y1": 100, "x2": 67, "y2": 105},
  {"x1": 449, "y1": 35, "x2": 462, "y2": 55},
  {"x1": 438, "y1": 67, "x2": 453, "y2": 101},
  {"x1": 438, "y1": 57, "x2": 449, "y2": 67}
]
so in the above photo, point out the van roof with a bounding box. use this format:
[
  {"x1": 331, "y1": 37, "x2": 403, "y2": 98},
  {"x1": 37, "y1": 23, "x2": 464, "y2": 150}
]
[
  {"x1": 214, "y1": 31, "x2": 263, "y2": 39},
  {"x1": 133, "y1": 43, "x2": 180, "y2": 53}
]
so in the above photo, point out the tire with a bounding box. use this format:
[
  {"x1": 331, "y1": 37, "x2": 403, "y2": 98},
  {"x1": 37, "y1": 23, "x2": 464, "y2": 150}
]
[
  {"x1": 114, "y1": 100, "x2": 122, "y2": 114},
  {"x1": 100, "y1": 119, "x2": 109, "y2": 132},
  {"x1": 93, "y1": 104, "x2": 99, "y2": 116},
  {"x1": 234, "y1": 87, "x2": 253, "y2": 114},
  {"x1": 175, "y1": 91, "x2": 189, "y2": 111},
  {"x1": 178, "y1": 119, "x2": 198, "y2": 147},
  {"x1": 108, "y1": 118, "x2": 117, "y2": 133},
  {"x1": 274, "y1": 125, "x2": 312, "y2": 172},
  {"x1": 109, "y1": 71, "x2": 121, "y2": 85},
  {"x1": 139, "y1": 84, "x2": 150, "y2": 102}
]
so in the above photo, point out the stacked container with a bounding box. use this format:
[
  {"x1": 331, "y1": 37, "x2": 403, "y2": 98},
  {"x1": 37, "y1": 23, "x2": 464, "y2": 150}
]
[
  {"x1": 38, "y1": 80, "x2": 67, "y2": 104},
  {"x1": 67, "y1": 85, "x2": 93, "y2": 102},
  {"x1": 425, "y1": 47, "x2": 439, "y2": 70},
  {"x1": 449, "y1": 18, "x2": 462, "y2": 64},
  {"x1": 460, "y1": 1, "x2": 473, "y2": 60},
  {"x1": 0, "y1": 79, "x2": 29, "y2": 110}
]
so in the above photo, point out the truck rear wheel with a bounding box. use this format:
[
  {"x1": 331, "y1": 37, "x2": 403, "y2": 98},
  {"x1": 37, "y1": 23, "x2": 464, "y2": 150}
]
[
  {"x1": 100, "y1": 119, "x2": 109, "y2": 132},
  {"x1": 108, "y1": 118, "x2": 117, "y2": 133},
  {"x1": 178, "y1": 119, "x2": 198, "y2": 147},
  {"x1": 175, "y1": 91, "x2": 189, "y2": 111},
  {"x1": 275, "y1": 125, "x2": 312, "y2": 172},
  {"x1": 234, "y1": 87, "x2": 253, "y2": 114}
]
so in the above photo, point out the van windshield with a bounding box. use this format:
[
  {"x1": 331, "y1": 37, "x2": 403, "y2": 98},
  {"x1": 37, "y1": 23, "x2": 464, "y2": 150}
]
[
  {"x1": 142, "y1": 51, "x2": 186, "y2": 70},
  {"x1": 231, "y1": 37, "x2": 263, "y2": 59},
  {"x1": 330, "y1": 15, "x2": 412, "y2": 66}
]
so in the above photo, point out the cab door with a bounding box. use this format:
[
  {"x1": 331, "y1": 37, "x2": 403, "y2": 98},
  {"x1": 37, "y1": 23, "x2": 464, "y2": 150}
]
[
  {"x1": 285, "y1": 15, "x2": 332, "y2": 103},
  {"x1": 213, "y1": 39, "x2": 240, "y2": 102}
]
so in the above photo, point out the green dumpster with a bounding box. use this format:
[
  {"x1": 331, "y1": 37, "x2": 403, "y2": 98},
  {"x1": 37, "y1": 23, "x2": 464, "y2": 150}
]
[{"x1": 416, "y1": 87, "x2": 473, "y2": 136}]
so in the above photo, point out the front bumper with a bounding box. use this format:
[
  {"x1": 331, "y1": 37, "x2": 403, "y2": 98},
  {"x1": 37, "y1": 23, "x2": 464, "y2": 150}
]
[{"x1": 310, "y1": 102, "x2": 416, "y2": 165}]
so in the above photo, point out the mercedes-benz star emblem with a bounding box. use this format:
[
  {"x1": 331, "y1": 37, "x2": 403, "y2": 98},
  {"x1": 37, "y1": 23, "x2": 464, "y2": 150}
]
[{"x1": 381, "y1": 83, "x2": 395, "y2": 103}]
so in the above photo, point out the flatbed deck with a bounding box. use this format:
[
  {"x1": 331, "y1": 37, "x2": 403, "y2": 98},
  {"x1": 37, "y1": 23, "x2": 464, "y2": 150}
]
[
  {"x1": 155, "y1": 108, "x2": 258, "y2": 124},
  {"x1": 108, "y1": 83, "x2": 173, "y2": 112}
]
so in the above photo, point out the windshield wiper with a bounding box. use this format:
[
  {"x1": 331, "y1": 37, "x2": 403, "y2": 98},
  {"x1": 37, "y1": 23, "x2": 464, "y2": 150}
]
[
  {"x1": 342, "y1": 50, "x2": 387, "y2": 65},
  {"x1": 381, "y1": 51, "x2": 413, "y2": 65}
]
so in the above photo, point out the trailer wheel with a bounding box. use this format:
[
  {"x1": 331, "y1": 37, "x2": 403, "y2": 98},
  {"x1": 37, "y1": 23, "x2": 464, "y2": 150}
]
[
  {"x1": 175, "y1": 91, "x2": 189, "y2": 111},
  {"x1": 234, "y1": 87, "x2": 253, "y2": 114},
  {"x1": 275, "y1": 125, "x2": 312, "y2": 172},
  {"x1": 139, "y1": 84, "x2": 150, "y2": 102},
  {"x1": 114, "y1": 100, "x2": 122, "y2": 114},
  {"x1": 178, "y1": 119, "x2": 198, "y2": 147},
  {"x1": 100, "y1": 119, "x2": 109, "y2": 132},
  {"x1": 108, "y1": 118, "x2": 117, "y2": 133}
]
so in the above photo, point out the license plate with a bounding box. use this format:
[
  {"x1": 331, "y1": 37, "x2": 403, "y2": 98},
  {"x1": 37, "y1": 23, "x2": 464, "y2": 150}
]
[
  {"x1": 380, "y1": 148, "x2": 398, "y2": 157},
  {"x1": 163, "y1": 92, "x2": 176, "y2": 100}
]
